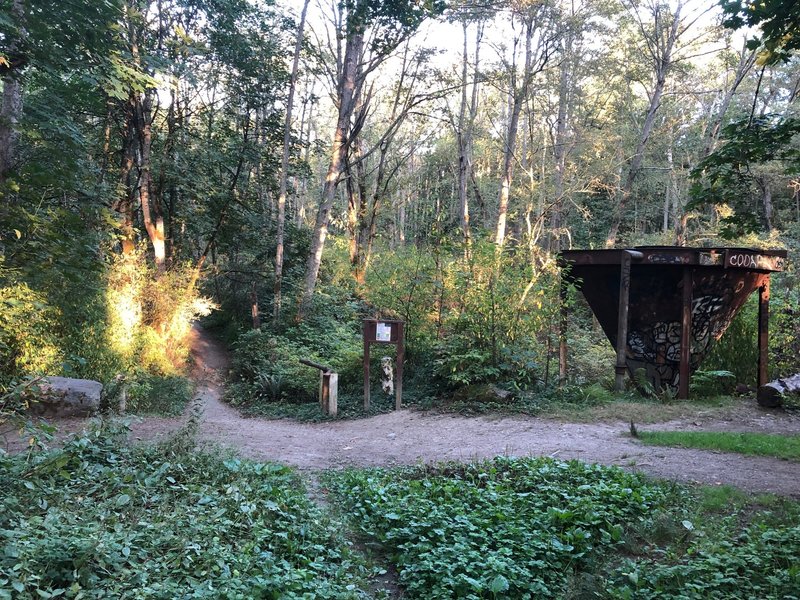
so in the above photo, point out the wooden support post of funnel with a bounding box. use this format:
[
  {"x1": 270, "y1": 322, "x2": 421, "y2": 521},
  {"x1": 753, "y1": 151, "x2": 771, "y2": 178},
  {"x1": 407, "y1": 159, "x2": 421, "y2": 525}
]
[
  {"x1": 678, "y1": 268, "x2": 694, "y2": 399},
  {"x1": 558, "y1": 276, "x2": 568, "y2": 387},
  {"x1": 758, "y1": 277, "x2": 770, "y2": 388},
  {"x1": 615, "y1": 251, "x2": 641, "y2": 392}
]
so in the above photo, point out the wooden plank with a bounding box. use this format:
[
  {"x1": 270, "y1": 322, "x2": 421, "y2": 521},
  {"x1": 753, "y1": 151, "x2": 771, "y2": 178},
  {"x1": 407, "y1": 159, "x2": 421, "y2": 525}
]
[
  {"x1": 758, "y1": 278, "x2": 771, "y2": 388},
  {"x1": 396, "y1": 321, "x2": 404, "y2": 410},
  {"x1": 328, "y1": 372, "x2": 338, "y2": 416},
  {"x1": 614, "y1": 252, "x2": 632, "y2": 392},
  {"x1": 363, "y1": 334, "x2": 371, "y2": 410},
  {"x1": 678, "y1": 268, "x2": 693, "y2": 399}
]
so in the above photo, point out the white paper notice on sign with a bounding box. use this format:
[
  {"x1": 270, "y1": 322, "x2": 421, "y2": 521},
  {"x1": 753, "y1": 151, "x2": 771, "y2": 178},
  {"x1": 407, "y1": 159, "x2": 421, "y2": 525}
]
[{"x1": 376, "y1": 322, "x2": 392, "y2": 342}]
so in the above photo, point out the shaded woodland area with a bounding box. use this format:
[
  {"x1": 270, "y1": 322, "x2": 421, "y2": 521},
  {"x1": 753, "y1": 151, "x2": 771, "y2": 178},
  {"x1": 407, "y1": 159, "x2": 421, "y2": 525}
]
[
  {"x1": 2, "y1": 3, "x2": 800, "y2": 598},
  {"x1": 1, "y1": 0, "x2": 799, "y2": 412}
]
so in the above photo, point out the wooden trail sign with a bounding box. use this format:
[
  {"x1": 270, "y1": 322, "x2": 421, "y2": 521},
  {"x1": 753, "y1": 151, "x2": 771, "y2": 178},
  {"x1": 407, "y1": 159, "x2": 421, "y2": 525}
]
[{"x1": 363, "y1": 319, "x2": 404, "y2": 410}]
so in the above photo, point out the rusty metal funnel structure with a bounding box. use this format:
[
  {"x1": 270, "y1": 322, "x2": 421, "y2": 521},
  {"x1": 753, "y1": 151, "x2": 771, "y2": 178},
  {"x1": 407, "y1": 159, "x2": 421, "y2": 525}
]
[{"x1": 560, "y1": 247, "x2": 787, "y2": 398}]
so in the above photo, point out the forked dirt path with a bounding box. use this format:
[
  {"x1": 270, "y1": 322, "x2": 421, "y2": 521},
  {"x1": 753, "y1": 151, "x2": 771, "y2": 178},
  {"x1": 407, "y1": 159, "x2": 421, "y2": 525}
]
[
  {"x1": 33, "y1": 326, "x2": 800, "y2": 497},
  {"x1": 131, "y1": 326, "x2": 800, "y2": 497}
]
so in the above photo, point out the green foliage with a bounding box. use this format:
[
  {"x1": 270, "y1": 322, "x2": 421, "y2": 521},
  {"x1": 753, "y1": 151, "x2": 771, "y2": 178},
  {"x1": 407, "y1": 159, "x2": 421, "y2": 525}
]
[
  {"x1": 703, "y1": 295, "x2": 758, "y2": 385},
  {"x1": 227, "y1": 293, "x2": 363, "y2": 410},
  {"x1": 365, "y1": 245, "x2": 439, "y2": 358},
  {"x1": 327, "y1": 457, "x2": 800, "y2": 599},
  {"x1": 721, "y1": 0, "x2": 800, "y2": 65},
  {"x1": 325, "y1": 457, "x2": 669, "y2": 598},
  {"x1": 123, "y1": 372, "x2": 193, "y2": 416},
  {"x1": 228, "y1": 329, "x2": 322, "y2": 405},
  {"x1": 0, "y1": 208, "x2": 125, "y2": 388},
  {"x1": 0, "y1": 269, "x2": 62, "y2": 382},
  {"x1": 689, "y1": 116, "x2": 800, "y2": 237},
  {"x1": 344, "y1": 0, "x2": 447, "y2": 53},
  {"x1": 688, "y1": 370, "x2": 736, "y2": 396},
  {"x1": 106, "y1": 251, "x2": 215, "y2": 375},
  {"x1": 689, "y1": 0, "x2": 800, "y2": 238},
  {"x1": 637, "y1": 430, "x2": 800, "y2": 461},
  {"x1": 0, "y1": 423, "x2": 371, "y2": 598},
  {"x1": 366, "y1": 241, "x2": 559, "y2": 393},
  {"x1": 0, "y1": 376, "x2": 46, "y2": 421},
  {"x1": 771, "y1": 278, "x2": 800, "y2": 378},
  {"x1": 0, "y1": 208, "x2": 211, "y2": 420},
  {"x1": 604, "y1": 523, "x2": 800, "y2": 599}
]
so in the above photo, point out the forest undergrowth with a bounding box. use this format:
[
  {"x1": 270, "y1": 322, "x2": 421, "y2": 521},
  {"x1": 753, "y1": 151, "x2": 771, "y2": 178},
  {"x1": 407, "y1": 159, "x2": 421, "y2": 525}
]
[{"x1": 3, "y1": 421, "x2": 799, "y2": 599}]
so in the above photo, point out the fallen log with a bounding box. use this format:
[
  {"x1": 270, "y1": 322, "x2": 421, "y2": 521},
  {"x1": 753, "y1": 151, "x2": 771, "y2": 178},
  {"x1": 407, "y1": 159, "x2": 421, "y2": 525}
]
[{"x1": 757, "y1": 373, "x2": 800, "y2": 408}]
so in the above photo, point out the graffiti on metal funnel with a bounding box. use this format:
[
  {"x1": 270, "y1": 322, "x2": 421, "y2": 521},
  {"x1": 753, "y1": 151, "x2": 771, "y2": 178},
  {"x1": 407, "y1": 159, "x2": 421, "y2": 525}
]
[{"x1": 626, "y1": 294, "x2": 725, "y2": 390}]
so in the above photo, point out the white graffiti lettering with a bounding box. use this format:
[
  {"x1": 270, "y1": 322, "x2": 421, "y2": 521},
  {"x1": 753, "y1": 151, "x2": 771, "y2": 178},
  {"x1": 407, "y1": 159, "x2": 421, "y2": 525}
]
[{"x1": 728, "y1": 253, "x2": 757, "y2": 268}]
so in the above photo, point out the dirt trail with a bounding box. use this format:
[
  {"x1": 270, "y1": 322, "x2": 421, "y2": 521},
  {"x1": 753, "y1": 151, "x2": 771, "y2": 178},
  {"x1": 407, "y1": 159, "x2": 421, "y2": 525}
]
[
  {"x1": 130, "y1": 326, "x2": 800, "y2": 497},
  {"x1": 14, "y1": 325, "x2": 800, "y2": 497}
]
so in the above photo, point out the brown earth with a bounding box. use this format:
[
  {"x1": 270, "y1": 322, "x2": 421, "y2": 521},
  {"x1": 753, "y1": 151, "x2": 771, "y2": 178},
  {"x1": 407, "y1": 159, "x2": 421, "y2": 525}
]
[{"x1": 6, "y1": 325, "x2": 800, "y2": 498}]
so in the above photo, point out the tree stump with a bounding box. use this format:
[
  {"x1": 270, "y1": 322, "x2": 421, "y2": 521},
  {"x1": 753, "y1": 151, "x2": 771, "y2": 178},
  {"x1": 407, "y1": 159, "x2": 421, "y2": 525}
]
[{"x1": 757, "y1": 373, "x2": 800, "y2": 408}]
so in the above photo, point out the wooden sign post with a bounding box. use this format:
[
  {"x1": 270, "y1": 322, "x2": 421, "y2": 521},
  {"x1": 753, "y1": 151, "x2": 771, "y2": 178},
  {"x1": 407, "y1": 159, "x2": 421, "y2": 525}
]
[{"x1": 363, "y1": 319, "x2": 404, "y2": 410}]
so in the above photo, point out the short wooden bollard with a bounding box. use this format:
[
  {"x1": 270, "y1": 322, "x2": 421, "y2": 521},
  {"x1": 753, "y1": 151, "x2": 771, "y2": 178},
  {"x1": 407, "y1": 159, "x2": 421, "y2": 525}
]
[{"x1": 299, "y1": 359, "x2": 338, "y2": 417}]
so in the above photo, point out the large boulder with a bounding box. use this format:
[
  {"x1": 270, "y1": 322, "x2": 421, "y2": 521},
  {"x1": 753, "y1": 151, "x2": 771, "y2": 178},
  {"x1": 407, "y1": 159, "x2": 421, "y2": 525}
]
[
  {"x1": 452, "y1": 384, "x2": 514, "y2": 405},
  {"x1": 29, "y1": 377, "x2": 102, "y2": 418}
]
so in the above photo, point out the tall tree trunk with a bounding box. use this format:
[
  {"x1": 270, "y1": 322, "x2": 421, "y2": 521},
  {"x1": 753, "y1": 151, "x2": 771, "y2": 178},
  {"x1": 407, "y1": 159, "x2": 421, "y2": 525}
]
[
  {"x1": 274, "y1": 0, "x2": 310, "y2": 325},
  {"x1": 116, "y1": 93, "x2": 138, "y2": 255},
  {"x1": 606, "y1": 2, "x2": 682, "y2": 248},
  {"x1": 354, "y1": 140, "x2": 370, "y2": 282},
  {"x1": 136, "y1": 91, "x2": 166, "y2": 272},
  {"x1": 346, "y1": 154, "x2": 359, "y2": 265},
  {"x1": 495, "y1": 13, "x2": 548, "y2": 249},
  {"x1": 0, "y1": 0, "x2": 26, "y2": 188},
  {"x1": 298, "y1": 30, "x2": 364, "y2": 319},
  {"x1": 702, "y1": 42, "x2": 755, "y2": 158},
  {"x1": 495, "y1": 86, "x2": 522, "y2": 247},
  {"x1": 457, "y1": 20, "x2": 472, "y2": 247},
  {"x1": 550, "y1": 19, "x2": 573, "y2": 254},
  {"x1": 760, "y1": 177, "x2": 774, "y2": 230},
  {"x1": 298, "y1": 91, "x2": 315, "y2": 227}
]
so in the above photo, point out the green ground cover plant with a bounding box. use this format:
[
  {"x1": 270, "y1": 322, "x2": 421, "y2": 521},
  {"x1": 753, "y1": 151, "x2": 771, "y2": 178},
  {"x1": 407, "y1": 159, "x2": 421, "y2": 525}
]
[
  {"x1": 0, "y1": 422, "x2": 372, "y2": 599},
  {"x1": 324, "y1": 457, "x2": 670, "y2": 598},
  {"x1": 637, "y1": 430, "x2": 800, "y2": 461},
  {"x1": 325, "y1": 457, "x2": 800, "y2": 599}
]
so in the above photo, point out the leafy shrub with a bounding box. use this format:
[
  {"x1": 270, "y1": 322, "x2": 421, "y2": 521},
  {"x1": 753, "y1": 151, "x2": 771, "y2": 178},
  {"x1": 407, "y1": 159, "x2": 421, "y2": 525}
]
[
  {"x1": 0, "y1": 271, "x2": 63, "y2": 384},
  {"x1": 106, "y1": 250, "x2": 215, "y2": 376},
  {"x1": 368, "y1": 241, "x2": 558, "y2": 393},
  {"x1": 228, "y1": 329, "x2": 320, "y2": 404},
  {"x1": 0, "y1": 423, "x2": 371, "y2": 598},
  {"x1": 704, "y1": 295, "x2": 758, "y2": 386},
  {"x1": 0, "y1": 376, "x2": 47, "y2": 422},
  {"x1": 365, "y1": 245, "x2": 440, "y2": 358},
  {"x1": 771, "y1": 281, "x2": 800, "y2": 378},
  {"x1": 689, "y1": 369, "x2": 735, "y2": 396},
  {"x1": 1, "y1": 209, "x2": 212, "y2": 394},
  {"x1": 123, "y1": 372, "x2": 193, "y2": 416},
  {"x1": 228, "y1": 287, "x2": 365, "y2": 410}
]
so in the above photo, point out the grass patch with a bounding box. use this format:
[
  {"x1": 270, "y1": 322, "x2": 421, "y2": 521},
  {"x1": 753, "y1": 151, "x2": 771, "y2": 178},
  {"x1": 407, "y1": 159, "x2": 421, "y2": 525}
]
[
  {"x1": 638, "y1": 430, "x2": 800, "y2": 461},
  {"x1": 543, "y1": 394, "x2": 743, "y2": 424},
  {"x1": 421, "y1": 386, "x2": 743, "y2": 425},
  {"x1": 0, "y1": 420, "x2": 372, "y2": 598}
]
